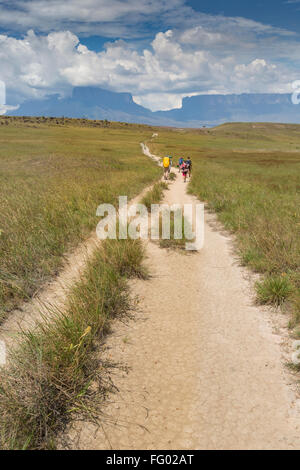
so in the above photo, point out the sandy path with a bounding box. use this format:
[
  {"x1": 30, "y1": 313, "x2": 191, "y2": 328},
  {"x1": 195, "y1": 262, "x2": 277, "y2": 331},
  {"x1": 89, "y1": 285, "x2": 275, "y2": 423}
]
[{"x1": 69, "y1": 158, "x2": 300, "y2": 450}]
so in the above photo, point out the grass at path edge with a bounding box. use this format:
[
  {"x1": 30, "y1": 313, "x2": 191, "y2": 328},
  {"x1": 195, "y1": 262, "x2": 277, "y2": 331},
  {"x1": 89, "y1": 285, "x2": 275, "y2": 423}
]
[{"x1": 0, "y1": 238, "x2": 147, "y2": 450}]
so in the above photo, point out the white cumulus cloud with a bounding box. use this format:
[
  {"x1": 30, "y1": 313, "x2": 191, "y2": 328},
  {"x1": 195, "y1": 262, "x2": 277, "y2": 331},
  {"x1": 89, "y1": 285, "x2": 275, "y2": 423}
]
[{"x1": 0, "y1": 23, "x2": 298, "y2": 110}]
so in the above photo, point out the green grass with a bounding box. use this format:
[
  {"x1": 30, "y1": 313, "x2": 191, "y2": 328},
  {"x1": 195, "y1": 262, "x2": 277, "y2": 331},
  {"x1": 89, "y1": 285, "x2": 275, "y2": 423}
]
[
  {"x1": 1, "y1": 117, "x2": 299, "y2": 447},
  {"x1": 148, "y1": 123, "x2": 300, "y2": 323},
  {"x1": 256, "y1": 275, "x2": 294, "y2": 306},
  {"x1": 141, "y1": 181, "x2": 168, "y2": 210},
  {"x1": 0, "y1": 237, "x2": 146, "y2": 450},
  {"x1": 168, "y1": 172, "x2": 177, "y2": 181},
  {"x1": 0, "y1": 118, "x2": 161, "y2": 321}
]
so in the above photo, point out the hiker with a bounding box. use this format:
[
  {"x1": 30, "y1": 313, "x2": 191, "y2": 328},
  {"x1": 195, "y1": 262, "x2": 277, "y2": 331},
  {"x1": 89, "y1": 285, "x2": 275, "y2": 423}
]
[
  {"x1": 163, "y1": 155, "x2": 170, "y2": 180},
  {"x1": 182, "y1": 161, "x2": 189, "y2": 183},
  {"x1": 168, "y1": 156, "x2": 173, "y2": 175},
  {"x1": 186, "y1": 157, "x2": 192, "y2": 178},
  {"x1": 178, "y1": 157, "x2": 184, "y2": 172}
]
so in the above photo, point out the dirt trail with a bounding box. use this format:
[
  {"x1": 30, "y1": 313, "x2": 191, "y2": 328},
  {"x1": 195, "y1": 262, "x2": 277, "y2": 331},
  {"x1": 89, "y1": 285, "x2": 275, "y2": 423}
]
[
  {"x1": 0, "y1": 146, "x2": 160, "y2": 351},
  {"x1": 2, "y1": 142, "x2": 300, "y2": 449},
  {"x1": 0, "y1": 185, "x2": 154, "y2": 351},
  {"x1": 69, "y1": 153, "x2": 300, "y2": 450}
]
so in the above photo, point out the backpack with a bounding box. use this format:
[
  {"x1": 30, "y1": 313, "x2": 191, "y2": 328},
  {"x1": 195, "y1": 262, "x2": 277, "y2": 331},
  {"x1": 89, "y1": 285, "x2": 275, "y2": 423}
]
[{"x1": 163, "y1": 157, "x2": 170, "y2": 168}]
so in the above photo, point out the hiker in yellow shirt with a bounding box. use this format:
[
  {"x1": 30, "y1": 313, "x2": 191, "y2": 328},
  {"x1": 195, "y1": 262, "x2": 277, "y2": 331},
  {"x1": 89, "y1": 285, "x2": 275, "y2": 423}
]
[{"x1": 162, "y1": 156, "x2": 170, "y2": 180}]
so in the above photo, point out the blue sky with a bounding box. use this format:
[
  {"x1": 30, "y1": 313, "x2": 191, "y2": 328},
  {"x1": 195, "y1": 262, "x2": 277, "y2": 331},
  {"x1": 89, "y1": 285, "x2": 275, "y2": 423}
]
[
  {"x1": 187, "y1": 0, "x2": 300, "y2": 31},
  {"x1": 0, "y1": 0, "x2": 300, "y2": 111}
]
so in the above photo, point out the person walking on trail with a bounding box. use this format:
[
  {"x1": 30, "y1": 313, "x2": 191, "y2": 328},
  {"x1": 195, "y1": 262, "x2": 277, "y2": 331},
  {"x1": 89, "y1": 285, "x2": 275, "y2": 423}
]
[
  {"x1": 178, "y1": 157, "x2": 184, "y2": 173},
  {"x1": 168, "y1": 156, "x2": 173, "y2": 176},
  {"x1": 182, "y1": 161, "x2": 189, "y2": 183},
  {"x1": 179, "y1": 160, "x2": 186, "y2": 180},
  {"x1": 186, "y1": 157, "x2": 192, "y2": 178},
  {"x1": 163, "y1": 156, "x2": 170, "y2": 180}
]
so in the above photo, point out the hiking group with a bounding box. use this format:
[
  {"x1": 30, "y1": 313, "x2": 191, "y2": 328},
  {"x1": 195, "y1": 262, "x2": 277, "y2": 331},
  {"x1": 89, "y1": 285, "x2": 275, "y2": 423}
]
[{"x1": 163, "y1": 155, "x2": 192, "y2": 182}]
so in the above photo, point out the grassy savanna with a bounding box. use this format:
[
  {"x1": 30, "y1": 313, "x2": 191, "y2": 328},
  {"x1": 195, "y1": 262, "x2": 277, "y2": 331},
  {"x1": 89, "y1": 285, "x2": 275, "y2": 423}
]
[
  {"x1": 1, "y1": 117, "x2": 299, "y2": 447},
  {"x1": 0, "y1": 117, "x2": 160, "y2": 320},
  {"x1": 149, "y1": 123, "x2": 300, "y2": 328},
  {"x1": 0, "y1": 237, "x2": 147, "y2": 450}
]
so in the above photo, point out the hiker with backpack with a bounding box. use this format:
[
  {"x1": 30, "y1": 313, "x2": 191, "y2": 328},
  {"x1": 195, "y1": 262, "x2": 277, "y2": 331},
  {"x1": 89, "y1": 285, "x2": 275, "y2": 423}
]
[
  {"x1": 181, "y1": 161, "x2": 189, "y2": 182},
  {"x1": 163, "y1": 156, "x2": 170, "y2": 180},
  {"x1": 186, "y1": 157, "x2": 192, "y2": 178},
  {"x1": 178, "y1": 157, "x2": 184, "y2": 172}
]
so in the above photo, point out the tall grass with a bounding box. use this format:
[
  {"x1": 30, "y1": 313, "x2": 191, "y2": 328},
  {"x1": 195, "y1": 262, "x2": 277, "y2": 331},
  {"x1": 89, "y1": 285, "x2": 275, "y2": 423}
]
[
  {"x1": 188, "y1": 157, "x2": 300, "y2": 319},
  {"x1": 0, "y1": 238, "x2": 146, "y2": 450},
  {"x1": 149, "y1": 124, "x2": 300, "y2": 325},
  {"x1": 141, "y1": 182, "x2": 168, "y2": 210},
  {"x1": 0, "y1": 122, "x2": 161, "y2": 320}
]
